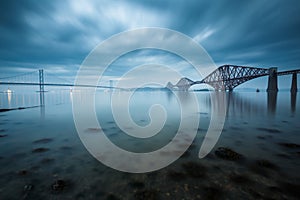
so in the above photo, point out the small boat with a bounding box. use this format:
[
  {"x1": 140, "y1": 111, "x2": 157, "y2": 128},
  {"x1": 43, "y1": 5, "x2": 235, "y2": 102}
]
[{"x1": 256, "y1": 88, "x2": 260, "y2": 92}]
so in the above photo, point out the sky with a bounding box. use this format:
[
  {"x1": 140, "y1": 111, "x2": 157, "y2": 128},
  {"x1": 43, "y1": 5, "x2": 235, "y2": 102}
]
[{"x1": 0, "y1": 0, "x2": 300, "y2": 88}]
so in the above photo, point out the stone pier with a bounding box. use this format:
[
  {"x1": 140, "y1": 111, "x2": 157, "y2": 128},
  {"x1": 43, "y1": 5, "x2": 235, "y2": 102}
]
[
  {"x1": 267, "y1": 67, "x2": 278, "y2": 92},
  {"x1": 291, "y1": 73, "x2": 297, "y2": 93}
]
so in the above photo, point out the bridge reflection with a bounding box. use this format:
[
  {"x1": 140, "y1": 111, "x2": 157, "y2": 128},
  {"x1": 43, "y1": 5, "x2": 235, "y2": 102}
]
[
  {"x1": 194, "y1": 91, "x2": 297, "y2": 117},
  {"x1": 267, "y1": 92, "x2": 277, "y2": 115}
]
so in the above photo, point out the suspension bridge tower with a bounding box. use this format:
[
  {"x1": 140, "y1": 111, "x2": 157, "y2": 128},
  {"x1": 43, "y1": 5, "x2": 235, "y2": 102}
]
[{"x1": 38, "y1": 69, "x2": 45, "y2": 106}]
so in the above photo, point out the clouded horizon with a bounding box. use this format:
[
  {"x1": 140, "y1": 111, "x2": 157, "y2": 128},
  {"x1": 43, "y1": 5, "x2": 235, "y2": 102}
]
[{"x1": 1, "y1": 0, "x2": 300, "y2": 88}]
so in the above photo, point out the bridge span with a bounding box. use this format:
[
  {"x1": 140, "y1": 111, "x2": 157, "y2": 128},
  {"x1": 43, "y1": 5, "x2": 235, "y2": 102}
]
[{"x1": 168, "y1": 65, "x2": 300, "y2": 92}]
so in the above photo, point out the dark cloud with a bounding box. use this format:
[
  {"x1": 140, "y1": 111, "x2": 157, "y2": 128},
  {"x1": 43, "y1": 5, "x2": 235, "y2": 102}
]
[{"x1": 0, "y1": 0, "x2": 299, "y2": 80}]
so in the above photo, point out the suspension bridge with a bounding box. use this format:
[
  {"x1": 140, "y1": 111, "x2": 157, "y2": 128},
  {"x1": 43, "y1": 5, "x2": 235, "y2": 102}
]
[
  {"x1": 0, "y1": 69, "x2": 114, "y2": 92},
  {"x1": 168, "y1": 65, "x2": 300, "y2": 92}
]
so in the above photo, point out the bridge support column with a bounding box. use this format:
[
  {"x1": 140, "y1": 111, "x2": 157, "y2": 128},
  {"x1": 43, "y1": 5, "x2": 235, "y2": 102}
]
[
  {"x1": 267, "y1": 67, "x2": 278, "y2": 92},
  {"x1": 291, "y1": 73, "x2": 297, "y2": 93},
  {"x1": 39, "y1": 69, "x2": 45, "y2": 106}
]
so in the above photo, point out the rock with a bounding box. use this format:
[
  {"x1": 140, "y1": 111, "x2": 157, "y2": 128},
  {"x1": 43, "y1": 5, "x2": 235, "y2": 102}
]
[
  {"x1": 32, "y1": 147, "x2": 49, "y2": 153},
  {"x1": 215, "y1": 147, "x2": 243, "y2": 161},
  {"x1": 129, "y1": 181, "x2": 145, "y2": 189},
  {"x1": 40, "y1": 158, "x2": 55, "y2": 164},
  {"x1": 60, "y1": 146, "x2": 72, "y2": 150},
  {"x1": 182, "y1": 162, "x2": 207, "y2": 178},
  {"x1": 279, "y1": 182, "x2": 300, "y2": 198},
  {"x1": 256, "y1": 159, "x2": 278, "y2": 170},
  {"x1": 106, "y1": 194, "x2": 120, "y2": 200},
  {"x1": 278, "y1": 142, "x2": 300, "y2": 149},
  {"x1": 23, "y1": 184, "x2": 33, "y2": 192},
  {"x1": 167, "y1": 170, "x2": 186, "y2": 181},
  {"x1": 230, "y1": 174, "x2": 252, "y2": 184},
  {"x1": 203, "y1": 186, "x2": 223, "y2": 200},
  {"x1": 256, "y1": 128, "x2": 281, "y2": 133},
  {"x1": 0, "y1": 134, "x2": 8, "y2": 137},
  {"x1": 18, "y1": 170, "x2": 28, "y2": 176},
  {"x1": 33, "y1": 138, "x2": 53, "y2": 144},
  {"x1": 51, "y1": 179, "x2": 66, "y2": 191},
  {"x1": 134, "y1": 190, "x2": 158, "y2": 200},
  {"x1": 85, "y1": 128, "x2": 102, "y2": 133}
]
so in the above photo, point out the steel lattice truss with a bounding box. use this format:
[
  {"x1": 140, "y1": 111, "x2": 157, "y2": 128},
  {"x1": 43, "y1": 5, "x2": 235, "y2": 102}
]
[{"x1": 198, "y1": 65, "x2": 269, "y2": 91}]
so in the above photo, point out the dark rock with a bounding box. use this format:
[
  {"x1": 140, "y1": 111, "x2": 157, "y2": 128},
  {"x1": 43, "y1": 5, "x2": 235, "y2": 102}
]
[
  {"x1": 203, "y1": 186, "x2": 223, "y2": 200},
  {"x1": 51, "y1": 179, "x2": 67, "y2": 191},
  {"x1": 215, "y1": 147, "x2": 243, "y2": 161},
  {"x1": 0, "y1": 134, "x2": 7, "y2": 137},
  {"x1": 279, "y1": 182, "x2": 300, "y2": 197},
  {"x1": 256, "y1": 159, "x2": 278, "y2": 170},
  {"x1": 278, "y1": 142, "x2": 300, "y2": 149},
  {"x1": 257, "y1": 136, "x2": 266, "y2": 140},
  {"x1": 32, "y1": 147, "x2": 49, "y2": 153},
  {"x1": 180, "y1": 150, "x2": 190, "y2": 158},
  {"x1": 60, "y1": 146, "x2": 72, "y2": 150},
  {"x1": 167, "y1": 170, "x2": 186, "y2": 181},
  {"x1": 23, "y1": 184, "x2": 33, "y2": 192},
  {"x1": 18, "y1": 170, "x2": 28, "y2": 176},
  {"x1": 85, "y1": 128, "x2": 102, "y2": 133},
  {"x1": 134, "y1": 190, "x2": 158, "y2": 200},
  {"x1": 106, "y1": 194, "x2": 120, "y2": 200},
  {"x1": 275, "y1": 153, "x2": 291, "y2": 159},
  {"x1": 129, "y1": 181, "x2": 145, "y2": 189},
  {"x1": 33, "y1": 138, "x2": 53, "y2": 144},
  {"x1": 40, "y1": 158, "x2": 55, "y2": 164},
  {"x1": 182, "y1": 161, "x2": 207, "y2": 178},
  {"x1": 249, "y1": 164, "x2": 266, "y2": 176},
  {"x1": 256, "y1": 128, "x2": 281, "y2": 133},
  {"x1": 230, "y1": 174, "x2": 252, "y2": 184}
]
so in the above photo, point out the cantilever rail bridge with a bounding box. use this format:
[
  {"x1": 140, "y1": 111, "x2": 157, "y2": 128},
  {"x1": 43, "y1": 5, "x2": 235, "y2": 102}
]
[{"x1": 169, "y1": 65, "x2": 299, "y2": 92}]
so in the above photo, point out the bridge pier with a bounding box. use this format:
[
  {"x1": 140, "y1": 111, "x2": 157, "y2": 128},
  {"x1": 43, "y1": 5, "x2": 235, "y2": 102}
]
[
  {"x1": 291, "y1": 73, "x2": 297, "y2": 93},
  {"x1": 267, "y1": 67, "x2": 278, "y2": 92}
]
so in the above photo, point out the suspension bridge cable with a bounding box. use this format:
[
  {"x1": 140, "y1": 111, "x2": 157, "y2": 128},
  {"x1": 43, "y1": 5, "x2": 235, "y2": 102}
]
[
  {"x1": 0, "y1": 70, "x2": 39, "y2": 80},
  {"x1": 44, "y1": 70, "x2": 73, "y2": 84}
]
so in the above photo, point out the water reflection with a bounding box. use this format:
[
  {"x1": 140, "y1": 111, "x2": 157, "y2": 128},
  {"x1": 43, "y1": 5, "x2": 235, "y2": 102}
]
[
  {"x1": 39, "y1": 91, "x2": 45, "y2": 106},
  {"x1": 291, "y1": 91, "x2": 297, "y2": 113},
  {"x1": 267, "y1": 92, "x2": 277, "y2": 116},
  {"x1": 226, "y1": 92, "x2": 265, "y2": 117},
  {"x1": 7, "y1": 90, "x2": 11, "y2": 108},
  {"x1": 0, "y1": 90, "x2": 298, "y2": 121}
]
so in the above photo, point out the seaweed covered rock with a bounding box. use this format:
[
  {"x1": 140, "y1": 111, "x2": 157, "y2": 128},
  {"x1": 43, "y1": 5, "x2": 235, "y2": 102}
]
[
  {"x1": 134, "y1": 190, "x2": 158, "y2": 200},
  {"x1": 32, "y1": 147, "x2": 49, "y2": 153},
  {"x1": 278, "y1": 143, "x2": 300, "y2": 149},
  {"x1": 215, "y1": 147, "x2": 243, "y2": 161},
  {"x1": 182, "y1": 161, "x2": 207, "y2": 178},
  {"x1": 256, "y1": 159, "x2": 278, "y2": 170},
  {"x1": 51, "y1": 179, "x2": 67, "y2": 191}
]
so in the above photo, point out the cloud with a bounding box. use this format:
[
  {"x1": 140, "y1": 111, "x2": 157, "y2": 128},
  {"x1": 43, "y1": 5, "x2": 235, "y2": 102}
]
[{"x1": 0, "y1": 0, "x2": 299, "y2": 89}]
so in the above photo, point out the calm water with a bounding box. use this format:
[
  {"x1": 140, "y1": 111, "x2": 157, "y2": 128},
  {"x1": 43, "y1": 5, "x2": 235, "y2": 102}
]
[{"x1": 0, "y1": 89, "x2": 299, "y2": 199}]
